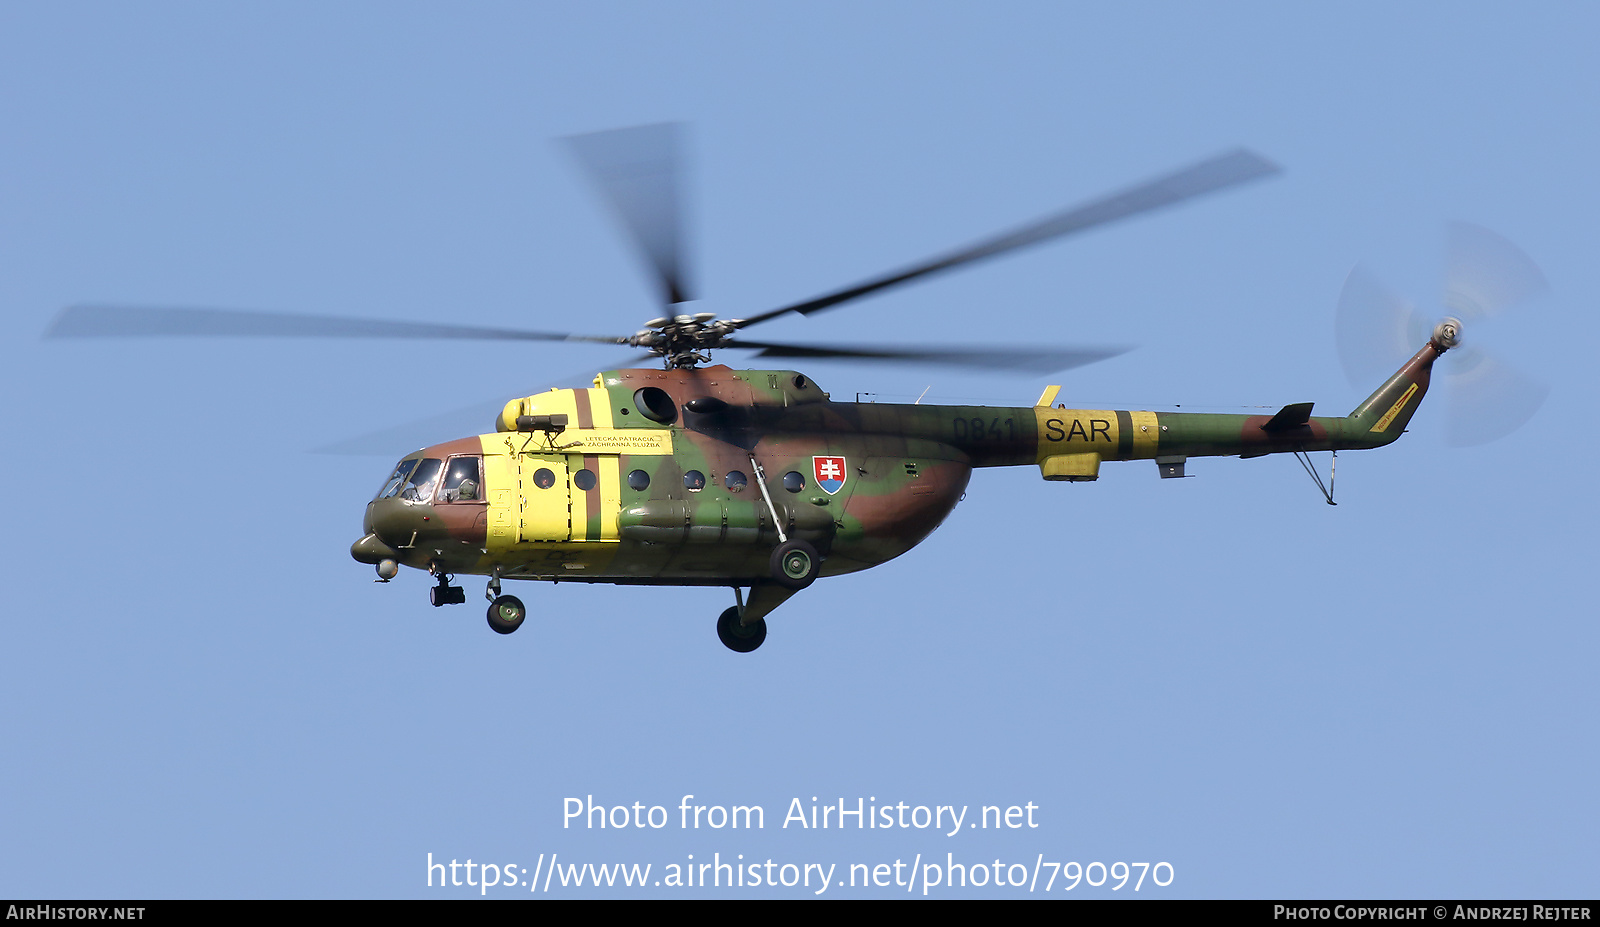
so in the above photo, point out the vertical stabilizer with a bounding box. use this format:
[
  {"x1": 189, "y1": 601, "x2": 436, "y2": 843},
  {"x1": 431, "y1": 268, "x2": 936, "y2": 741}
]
[{"x1": 1345, "y1": 341, "x2": 1443, "y2": 446}]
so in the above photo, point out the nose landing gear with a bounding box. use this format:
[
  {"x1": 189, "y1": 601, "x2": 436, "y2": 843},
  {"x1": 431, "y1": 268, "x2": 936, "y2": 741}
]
[
  {"x1": 484, "y1": 572, "x2": 526, "y2": 634},
  {"x1": 488, "y1": 595, "x2": 527, "y2": 634}
]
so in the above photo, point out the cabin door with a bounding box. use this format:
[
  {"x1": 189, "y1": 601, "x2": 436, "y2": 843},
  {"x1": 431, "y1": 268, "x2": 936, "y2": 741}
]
[{"x1": 515, "y1": 453, "x2": 571, "y2": 542}]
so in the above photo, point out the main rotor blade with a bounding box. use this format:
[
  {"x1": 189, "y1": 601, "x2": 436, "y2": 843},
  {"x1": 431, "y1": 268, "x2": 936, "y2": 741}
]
[
  {"x1": 45, "y1": 305, "x2": 629, "y2": 345},
  {"x1": 564, "y1": 123, "x2": 692, "y2": 308},
  {"x1": 313, "y1": 392, "x2": 533, "y2": 457},
  {"x1": 735, "y1": 149, "x2": 1279, "y2": 329},
  {"x1": 726, "y1": 338, "x2": 1130, "y2": 374},
  {"x1": 1443, "y1": 221, "x2": 1548, "y2": 324},
  {"x1": 312, "y1": 362, "x2": 646, "y2": 456}
]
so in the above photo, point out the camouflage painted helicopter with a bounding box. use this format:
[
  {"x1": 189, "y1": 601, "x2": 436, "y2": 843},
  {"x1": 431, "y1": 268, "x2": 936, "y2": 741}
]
[{"x1": 48, "y1": 126, "x2": 1544, "y2": 652}]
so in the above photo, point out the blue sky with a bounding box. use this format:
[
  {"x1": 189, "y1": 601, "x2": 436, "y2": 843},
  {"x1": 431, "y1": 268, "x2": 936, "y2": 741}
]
[{"x1": 2, "y1": 3, "x2": 1595, "y2": 899}]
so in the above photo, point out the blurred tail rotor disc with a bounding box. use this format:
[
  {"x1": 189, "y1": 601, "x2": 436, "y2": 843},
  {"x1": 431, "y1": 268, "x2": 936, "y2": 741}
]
[{"x1": 1335, "y1": 223, "x2": 1549, "y2": 446}]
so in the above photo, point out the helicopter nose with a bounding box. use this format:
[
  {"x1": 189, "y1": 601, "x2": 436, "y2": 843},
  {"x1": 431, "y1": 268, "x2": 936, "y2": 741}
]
[
  {"x1": 360, "y1": 498, "x2": 427, "y2": 556},
  {"x1": 350, "y1": 530, "x2": 400, "y2": 565}
]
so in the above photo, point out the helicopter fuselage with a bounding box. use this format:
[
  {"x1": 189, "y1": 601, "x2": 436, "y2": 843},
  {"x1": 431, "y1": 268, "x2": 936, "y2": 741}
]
[{"x1": 352, "y1": 347, "x2": 1438, "y2": 588}]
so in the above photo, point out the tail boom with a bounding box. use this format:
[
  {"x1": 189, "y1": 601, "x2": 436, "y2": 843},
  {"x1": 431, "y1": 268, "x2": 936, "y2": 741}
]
[{"x1": 834, "y1": 339, "x2": 1443, "y2": 478}]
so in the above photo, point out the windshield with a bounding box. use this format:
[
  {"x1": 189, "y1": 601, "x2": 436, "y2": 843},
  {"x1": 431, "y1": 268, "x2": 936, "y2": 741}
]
[
  {"x1": 375, "y1": 459, "x2": 419, "y2": 500},
  {"x1": 400, "y1": 458, "x2": 442, "y2": 502}
]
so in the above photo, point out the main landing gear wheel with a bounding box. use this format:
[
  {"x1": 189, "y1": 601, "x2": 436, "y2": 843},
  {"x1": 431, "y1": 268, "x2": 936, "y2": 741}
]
[
  {"x1": 717, "y1": 606, "x2": 766, "y2": 653},
  {"x1": 770, "y1": 539, "x2": 820, "y2": 590},
  {"x1": 487, "y1": 595, "x2": 527, "y2": 635}
]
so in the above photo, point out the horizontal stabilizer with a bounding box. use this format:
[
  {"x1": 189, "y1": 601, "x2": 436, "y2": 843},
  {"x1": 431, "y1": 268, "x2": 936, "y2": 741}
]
[{"x1": 1261, "y1": 402, "x2": 1314, "y2": 432}]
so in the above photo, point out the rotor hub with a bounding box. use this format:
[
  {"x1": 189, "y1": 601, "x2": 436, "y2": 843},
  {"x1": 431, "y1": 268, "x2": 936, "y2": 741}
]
[
  {"x1": 1431, "y1": 316, "x2": 1462, "y2": 353},
  {"x1": 629, "y1": 312, "x2": 741, "y2": 368}
]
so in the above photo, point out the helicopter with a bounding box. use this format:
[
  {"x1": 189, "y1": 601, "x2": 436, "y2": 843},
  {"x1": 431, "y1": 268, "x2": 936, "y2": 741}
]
[{"x1": 46, "y1": 125, "x2": 1546, "y2": 652}]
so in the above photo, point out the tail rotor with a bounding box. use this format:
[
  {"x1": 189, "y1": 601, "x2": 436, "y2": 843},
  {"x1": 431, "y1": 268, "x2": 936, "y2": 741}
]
[{"x1": 1335, "y1": 222, "x2": 1549, "y2": 446}]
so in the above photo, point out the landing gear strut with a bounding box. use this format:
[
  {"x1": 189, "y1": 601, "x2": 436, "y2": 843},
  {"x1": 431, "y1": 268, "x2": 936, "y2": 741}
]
[
  {"x1": 715, "y1": 584, "x2": 802, "y2": 653},
  {"x1": 481, "y1": 571, "x2": 525, "y2": 634}
]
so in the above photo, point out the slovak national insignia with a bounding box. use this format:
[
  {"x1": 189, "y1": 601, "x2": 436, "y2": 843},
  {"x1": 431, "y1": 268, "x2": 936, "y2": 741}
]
[{"x1": 813, "y1": 455, "x2": 847, "y2": 495}]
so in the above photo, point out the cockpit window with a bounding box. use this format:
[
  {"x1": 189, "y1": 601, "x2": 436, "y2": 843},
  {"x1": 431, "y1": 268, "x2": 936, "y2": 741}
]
[
  {"x1": 401, "y1": 458, "x2": 442, "y2": 502},
  {"x1": 376, "y1": 459, "x2": 420, "y2": 500},
  {"x1": 439, "y1": 457, "x2": 482, "y2": 502}
]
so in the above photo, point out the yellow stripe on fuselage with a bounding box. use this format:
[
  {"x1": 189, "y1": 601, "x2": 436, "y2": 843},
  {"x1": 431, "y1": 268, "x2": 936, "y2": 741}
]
[
  {"x1": 1032, "y1": 407, "x2": 1162, "y2": 462},
  {"x1": 598, "y1": 454, "x2": 621, "y2": 541},
  {"x1": 1129, "y1": 410, "x2": 1159, "y2": 457},
  {"x1": 481, "y1": 436, "x2": 520, "y2": 552},
  {"x1": 1033, "y1": 408, "x2": 1118, "y2": 462}
]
